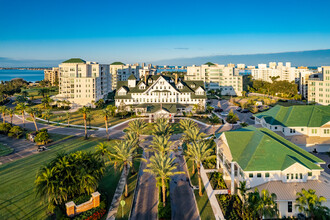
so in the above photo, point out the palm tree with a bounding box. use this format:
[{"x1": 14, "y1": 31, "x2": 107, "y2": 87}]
[
  {"x1": 102, "y1": 108, "x2": 111, "y2": 140},
  {"x1": 0, "y1": 106, "x2": 8, "y2": 124},
  {"x1": 95, "y1": 142, "x2": 112, "y2": 163},
  {"x1": 42, "y1": 109, "x2": 53, "y2": 124},
  {"x1": 206, "y1": 105, "x2": 214, "y2": 114},
  {"x1": 183, "y1": 126, "x2": 205, "y2": 145},
  {"x1": 208, "y1": 114, "x2": 220, "y2": 134},
  {"x1": 237, "y1": 180, "x2": 251, "y2": 218},
  {"x1": 108, "y1": 140, "x2": 137, "y2": 197},
  {"x1": 143, "y1": 153, "x2": 183, "y2": 207},
  {"x1": 126, "y1": 119, "x2": 147, "y2": 137},
  {"x1": 38, "y1": 88, "x2": 49, "y2": 98},
  {"x1": 41, "y1": 95, "x2": 54, "y2": 108},
  {"x1": 107, "y1": 104, "x2": 117, "y2": 117},
  {"x1": 247, "y1": 188, "x2": 278, "y2": 219},
  {"x1": 179, "y1": 119, "x2": 197, "y2": 131},
  {"x1": 21, "y1": 90, "x2": 28, "y2": 98},
  {"x1": 65, "y1": 112, "x2": 70, "y2": 127},
  {"x1": 7, "y1": 108, "x2": 14, "y2": 126},
  {"x1": 26, "y1": 107, "x2": 39, "y2": 131},
  {"x1": 186, "y1": 140, "x2": 215, "y2": 196},
  {"x1": 153, "y1": 118, "x2": 173, "y2": 137},
  {"x1": 79, "y1": 106, "x2": 91, "y2": 139},
  {"x1": 86, "y1": 113, "x2": 93, "y2": 128},
  {"x1": 15, "y1": 103, "x2": 27, "y2": 128},
  {"x1": 150, "y1": 135, "x2": 172, "y2": 156},
  {"x1": 296, "y1": 188, "x2": 329, "y2": 220}
]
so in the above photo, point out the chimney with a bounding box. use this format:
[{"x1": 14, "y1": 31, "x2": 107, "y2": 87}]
[
  {"x1": 144, "y1": 71, "x2": 149, "y2": 84},
  {"x1": 174, "y1": 73, "x2": 178, "y2": 84}
]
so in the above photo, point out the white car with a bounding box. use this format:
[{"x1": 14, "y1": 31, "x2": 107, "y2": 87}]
[{"x1": 220, "y1": 112, "x2": 229, "y2": 116}]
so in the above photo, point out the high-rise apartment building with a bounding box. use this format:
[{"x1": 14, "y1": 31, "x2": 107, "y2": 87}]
[
  {"x1": 55, "y1": 58, "x2": 111, "y2": 108},
  {"x1": 307, "y1": 66, "x2": 330, "y2": 105},
  {"x1": 251, "y1": 62, "x2": 298, "y2": 82},
  {"x1": 44, "y1": 67, "x2": 59, "y2": 86},
  {"x1": 185, "y1": 63, "x2": 244, "y2": 96},
  {"x1": 110, "y1": 62, "x2": 140, "y2": 90}
]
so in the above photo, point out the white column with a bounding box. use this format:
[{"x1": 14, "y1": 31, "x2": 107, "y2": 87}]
[
  {"x1": 231, "y1": 162, "x2": 235, "y2": 195},
  {"x1": 216, "y1": 146, "x2": 220, "y2": 170}
]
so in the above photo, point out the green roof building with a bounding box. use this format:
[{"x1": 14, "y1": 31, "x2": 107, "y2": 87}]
[
  {"x1": 254, "y1": 105, "x2": 330, "y2": 138},
  {"x1": 62, "y1": 58, "x2": 86, "y2": 64}
]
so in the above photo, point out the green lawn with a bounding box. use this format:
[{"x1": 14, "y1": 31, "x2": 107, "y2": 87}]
[
  {"x1": 48, "y1": 109, "x2": 131, "y2": 128},
  {"x1": 0, "y1": 136, "x2": 121, "y2": 220},
  {"x1": 115, "y1": 148, "x2": 142, "y2": 220},
  {"x1": 21, "y1": 86, "x2": 59, "y2": 99},
  {"x1": 0, "y1": 144, "x2": 14, "y2": 157},
  {"x1": 187, "y1": 161, "x2": 215, "y2": 220},
  {"x1": 125, "y1": 123, "x2": 184, "y2": 135}
]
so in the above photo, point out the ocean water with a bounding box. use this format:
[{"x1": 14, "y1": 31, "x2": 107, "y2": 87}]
[{"x1": 0, "y1": 69, "x2": 44, "y2": 82}]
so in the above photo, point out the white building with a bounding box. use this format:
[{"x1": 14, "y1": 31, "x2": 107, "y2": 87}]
[
  {"x1": 110, "y1": 62, "x2": 141, "y2": 90},
  {"x1": 185, "y1": 63, "x2": 245, "y2": 96},
  {"x1": 55, "y1": 58, "x2": 111, "y2": 108},
  {"x1": 215, "y1": 126, "x2": 329, "y2": 218},
  {"x1": 307, "y1": 66, "x2": 330, "y2": 105},
  {"x1": 251, "y1": 62, "x2": 299, "y2": 82},
  {"x1": 114, "y1": 74, "x2": 206, "y2": 118},
  {"x1": 139, "y1": 66, "x2": 157, "y2": 79}
]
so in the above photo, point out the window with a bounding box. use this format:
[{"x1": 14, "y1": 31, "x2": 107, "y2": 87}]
[
  {"x1": 312, "y1": 129, "x2": 317, "y2": 134},
  {"x1": 308, "y1": 172, "x2": 312, "y2": 176},
  {"x1": 265, "y1": 173, "x2": 270, "y2": 178},
  {"x1": 295, "y1": 173, "x2": 298, "y2": 179},
  {"x1": 324, "y1": 129, "x2": 330, "y2": 134},
  {"x1": 249, "y1": 173, "x2": 253, "y2": 178},
  {"x1": 257, "y1": 173, "x2": 261, "y2": 178},
  {"x1": 300, "y1": 173, "x2": 303, "y2": 179},
  {"x1": 287, "y1": 174, "x2": 290, "y2": 179},
  {"x1": 301, "y1": 128, "x2": 304, "y2": 131},
  {"x1": 288, "y1": 201, "x2": 292, "y2": 213}
]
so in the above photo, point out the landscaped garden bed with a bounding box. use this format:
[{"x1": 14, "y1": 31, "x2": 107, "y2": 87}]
[
  {"x1": 207, "y1": 172, "x2": 227, "y2": 190},
  {"x1": 216, "y1": 194, "x2": 243, "y2": 220}
]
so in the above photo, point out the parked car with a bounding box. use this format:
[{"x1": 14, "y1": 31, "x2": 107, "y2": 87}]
[
  {"x1": 236, "y1": 107, "x2": 242, "y2": 112},
  {"x1": 37, "y1": 145, "x2": 47, "y2": 152},
  {"x1": 241, "y1": 109, "x2": 250, "y2": 113},
  {"x1": 214, "y1": 107, "x2": 223, "y2": 112}
]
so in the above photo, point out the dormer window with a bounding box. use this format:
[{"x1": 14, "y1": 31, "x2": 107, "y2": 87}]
[
  {"x1": 191, "y1": 84, "x2": 195, "y2": 88},
  {"x1": 148, "y1": 79, "x2": 153, "y2": 84}
]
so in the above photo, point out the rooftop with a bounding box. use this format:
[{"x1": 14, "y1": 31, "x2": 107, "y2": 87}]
[
  {"x1": 62, "y1": 58, "x2": 86, "y2": 64},
  {"x1": 222, "y1": 126, "x2": 324, "y2": 171},
  {"x1": 255, "y1": 105, "x2": 330, "y2": 127},
  {"x1": 110, "y1": 61, "x2": 125, "y2": 65}
]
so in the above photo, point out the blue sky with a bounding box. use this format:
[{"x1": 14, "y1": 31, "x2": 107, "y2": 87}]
[{"x1": 1, "y1": 0, "x2": 330, "y2": 64}]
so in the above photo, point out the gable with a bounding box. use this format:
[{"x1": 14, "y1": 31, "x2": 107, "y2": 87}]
[
  {"x1": 283, "y1": 162, "x2": 310, "y2": 172},
  {"x1": 118, "y1": 87, "x2": 127, "y2": 95},
  {"x1": 144, "y1": 76, "x2": 178, "y2": 94}
]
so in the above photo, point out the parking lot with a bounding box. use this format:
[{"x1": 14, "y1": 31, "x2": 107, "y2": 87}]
[{"x1": 209, "y1": 99, "x2": 255, "y2": 124}]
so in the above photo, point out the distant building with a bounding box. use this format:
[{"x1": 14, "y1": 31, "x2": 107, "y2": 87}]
[
  {"x1": 110, "y1": 62, "x2": 140, "y2": 90},
  {"x1": 307, "y1": 66, "x2": 330, "y2": 105},
  {"x1": 55, "y1": 58, "x2": 111, "y2": 108},
  {"x1": 44, "y1": 67, "x2": 59, "y2": 86},
  {"x1": 215, "y1": 126, "x2": 328, "y2": 218},
  {"x1": 114, "y1": 73, "x2": 206, "y2": 119},
  {"x1": 139, "y1": 66, "x2": 157, "y2": 79},
  {"x1": 255, "y1": 105, "x2": 330, "y2": 138},
  {"x1": 185, "y1": 63, "x2": 245, "y2": 96},
  {"x1": 251, "y1": 62, "x2": 298, "y2": 82}
]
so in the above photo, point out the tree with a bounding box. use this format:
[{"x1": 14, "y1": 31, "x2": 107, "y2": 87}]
[
  {"x1": 6, "y1": 108, "x2": 14, "y2": 126},
  {"x1": 182, "y1": 126, "x2": 205, "y2": 146},
  {"x1": 95, "y1": 142, "x2": 112, "y2": 164},
  {"x1": 35, "y1": 151, "x2": 105, "y2": 212},
  {"x1": 9, "y1": 126, "x2": 23, "y2": 139},
  {"x1": 226, "y1": 109, "x2": 239, "y2": 124},
  {"x1": 150, "y1": 135, "x2": 172, "y2": 156},
  {"x1": 38, "y1": 88, "x2": 49, "y2": 98},
  {"x1": 186, "y1": 140, "x2": 215, "y2": 196},
  {"x1": 26, "y1": 107, "x2": 39, "y2": 131},
  {"x1": 153, "y1": 118, "x2": 173, "y2": 137},
  {"x1": 34, "y1": 129, "x2": 51, "y2": 145},
  {"x1": 107, "y1": 105, "x2": 117, "y2": 117},
  {"x1": 66, "y1": 112, "x2": 70, "y2": 127},
  {"x1": 296, "y1": 188, "x2": 330, "y2": 220},
  {"x1": 108, "y1": 140, "x2": 137, "y2": 197},
  {"x1": 208, "y1": 114, "x2": 220, "y2": 134},
  {"x1": 101, "y1": 108, "x2": 111, "y2": 140},
  {"x1": 42, "y1": 109, "x2": 53, "y2": 124},
  {"x1": 237, "y1": 181, "x2": 251, "y2": 218},
  {"x1": 247, "y1": 188, "x2": 278, "y2": 219},
  {"x1": 41, "y1": 95, "x2": 54, "y2": 109},
  {"x1": 242, "y1": 91, "x2": 247, "y2": 97},
  {"x1": 15, "y1": 103, "x2": 27, "y2": 128},
  {"x1": 79, "y1": 106, "x2": 91, "y2": 139},
  {"x1": 206, "y1": 105, "x2": 214, "y2": 114},
  {"x1": 95, "y1": 99, "x2": 105, "y2": 109},
  {"x1": 143, "y1": 153, "x2": 183, "y2": 207},
  {"x1": 179, "y1": 119, "x2": 197, "y2": 131},
  {"x1": 0, "y1": 106, "x2": 8, "y2": 124},
  {"x1": 21, "y1": 90, "x2": 28, "y2": 98},
  {"x1": 126, "y1": 119, "x2": 147, "y2": 137},
  {"x1": 86, "y1": 113, "x2": 93, "y2": 128}
]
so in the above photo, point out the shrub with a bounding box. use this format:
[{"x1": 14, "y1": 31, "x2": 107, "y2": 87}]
[
  {"x1": 8, "y1": 126, "x2": 23, "y2": 139},
  {"x1": 240, "y1": 122, "x2": 248, "y2": 127},
  {"x1": 226, "y1": 110, "x2": 239, "y2": 124},
  {"x1": 0, "y1": 123, "x2": 12, "y2": 134},
  {"x1": 34, "y1": 129, "x2": 51, "y2": 145}
]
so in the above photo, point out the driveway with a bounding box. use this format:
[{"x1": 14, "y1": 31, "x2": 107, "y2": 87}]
[{"x1": 130, "y1": 136, "x2": 159, "y2": 220}]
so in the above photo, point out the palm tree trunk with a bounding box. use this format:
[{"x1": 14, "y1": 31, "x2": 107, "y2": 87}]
[
  {"x1": 198, "y1": 165, "x2": 202, "y2": 196},
  {"x1": 10, "y1": 116, "x2": 12, "y2": 126},
  {"x1": 192, "y1": 161, "x2": 195, "y2": 174},
  {"x1": 105, "y1": 119, "x2": 109, "y2": 140},
  {"x1": 2, "y1": 114, "x2": 5, "y2": 124},
  {"x1": 125, "y1": 164, "x2": 128, "y2": 197},
  {"x1": 32, "y1": 117, "x2": 38, "y2": 131},
  {"x1": 67, "y1": 118, "x2": 70, "y2": 127},
  {"x1": 22, "y1": 112, "x2": 25, "y2": 128},
  {"x1": 84, "y1": 119, "x2": 87, "y2": 139},
  {"x1": 162, "y1": 178, "x2": 166, "y2": 207}
]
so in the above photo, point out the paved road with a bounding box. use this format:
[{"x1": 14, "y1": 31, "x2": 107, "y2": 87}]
[
  {"x1": 130, "y1": 136, "x2": 159, "y2": 220},
  {"x1": 170, "y1": 142, "x2": 200, "y2": 220}
]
